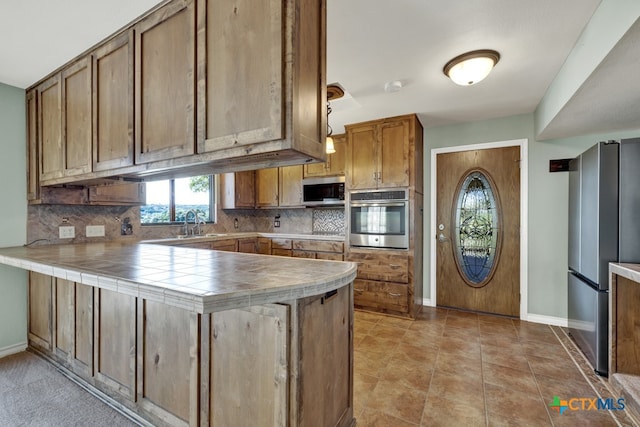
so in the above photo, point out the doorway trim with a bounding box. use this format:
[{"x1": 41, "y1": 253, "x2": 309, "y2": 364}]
[{"x1": 428, "y1": 138, "x2": 529, "y2": 319}]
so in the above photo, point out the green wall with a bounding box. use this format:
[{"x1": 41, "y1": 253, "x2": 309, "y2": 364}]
[
  {"x1": 423, "y1": 113, "x2": 640, "y2": 320},
  {"x1": 0, "y1": 83, "x2": 27, "y2": 351}
]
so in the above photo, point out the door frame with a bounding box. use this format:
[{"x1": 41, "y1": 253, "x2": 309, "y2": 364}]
[{"x1": 428, "y1": 138, "x2": 529, "y2": 319}]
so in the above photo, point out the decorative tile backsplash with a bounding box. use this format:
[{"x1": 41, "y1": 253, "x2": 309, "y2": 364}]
[
  {"x1": 312, "y1": 208, "x2": 345, "y2": 235},
  {"x1": 27, "y1": 203, "x2": 344, "y2": 244}
]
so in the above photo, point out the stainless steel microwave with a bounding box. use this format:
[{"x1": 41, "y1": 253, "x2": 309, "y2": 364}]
[{"x1": 302, "y1": 177, "x2": 345, "y2": 206}]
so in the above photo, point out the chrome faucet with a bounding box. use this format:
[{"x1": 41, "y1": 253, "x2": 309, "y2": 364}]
[{"x1": 184, "y1": 210, "x2": 198, "y2": 236}]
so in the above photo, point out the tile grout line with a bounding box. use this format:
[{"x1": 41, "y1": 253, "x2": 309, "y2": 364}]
[{"x1": 549, "y1": 325, "x2": 632, "y2": 427}]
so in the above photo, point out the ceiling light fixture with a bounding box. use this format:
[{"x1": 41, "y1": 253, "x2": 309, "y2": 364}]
[
  {"x1": 384, "y1": 80, "x2": 403, "y2": 93},
  {"x1": 325, "y1": 102, "x2": 335, "y2": 154},
  {"x1": 326, "y1": 84, "x2": 345, "y2": 154},
  {"x1": 443, "y1": 49, "x2": 500, "y2": 86}
]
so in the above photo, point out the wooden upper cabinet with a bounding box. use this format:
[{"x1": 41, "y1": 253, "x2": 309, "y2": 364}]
[
  {"x1": 93, "y1": 31, "x2": 134, "y2": 171},
  {"x1": 202, "y1": 0, "x2": 283, "y2": 151},
  {"x1": 279, "y1": 165, "x2": 303, "y2": 207},
  {"x1": 26, "y1": 89, "x2": 40, "y2": 202},
  {"x1": 346, "y1": 115, "x2": 417, "y2": 190},
  {"x1": 303, "y1": 134, "x2": 346, "y2": 178},
  {"x1": 135, "y1": 0, "x2": 196, "y2": 164},
  {"x1": 39, "y1": 58, "x2": 93, "y2": 183},
  {"x1": 346, "y1": 124, "x2": 377, "y2": 190},
  {"x1": 38, "y1": 74, "x2": 63, "y2": 182},
  {"x1": 62, "y1": 57, "x2": 93, "y2": 177},
  {"x1": 219, "y1": 170, "x2": 255, "y2": 209},
  {"x1": 378, "y1": 119, "x2": 410, "y2": 188},
  {"x1": 255, "y1": 168, "x2": 279, "y2": 208}
]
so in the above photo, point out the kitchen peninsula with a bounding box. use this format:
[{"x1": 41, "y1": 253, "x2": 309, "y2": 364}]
[{"x1": 0, "y1": 242, "x2": 357, "y2": 427}]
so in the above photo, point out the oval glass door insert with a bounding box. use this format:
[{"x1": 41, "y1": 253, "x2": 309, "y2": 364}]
[{"x1": 453, "y1": 170, "x2": 502, "y2": 287}]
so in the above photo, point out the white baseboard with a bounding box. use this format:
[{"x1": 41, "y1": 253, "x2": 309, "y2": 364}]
[
  {"x1": 422, "y1": 298, "x2": 435, "y2": 307},
  {"x1": 523, "y1": 313, "x2": 568, "y2": 327},
  {"x1": 0, "y1": 341, "x2": 27, "y2": 359},
  {"x1": 421, "y1": 299, "x2": 568, "y2": 327}
]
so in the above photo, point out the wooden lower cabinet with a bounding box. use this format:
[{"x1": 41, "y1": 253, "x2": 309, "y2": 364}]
[
  {"x1": 346, "y1": 249, "x2": 418, "y2": 318},
  {"x1": 27, "y1": 273, "x2": 354, "y2": 427},
  {"x1": 237, "y1": 238, "x2": 258, "y2": 253}
]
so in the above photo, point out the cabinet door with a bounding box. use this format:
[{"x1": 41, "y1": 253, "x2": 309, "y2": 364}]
[
  {"x1": 55, "y1": 279, "x2": 74, "y2": 358},
  {"x1": 93, "y1": 31, "x2": 134, "y2": 171},
  {"x1": 238, "y1": 238, "x2": 257, "y2": 253},
  {"x1": 378, "y1": 118, "x2": 410, "y2": 188},
  {"x1": 257, "y1": 237, "x2": 272, "y2": 255},
  {"x1": 219, "y1": 171, "x2": 255, "y2": 209},
  {"x1": 255, "y1": 168, "x2": 279, "y2": 207},
  {"x1": 135, "y1": 0, "x2": 196, "y2": 164},
  {"x1": 62, "y1": 57, "x2": 93, "y2": 177},
  {"x1": 347, "y1": 124, "x2": 377, "y2": 190},
  {"x1": 38, "y1": 75, "x2": 63, "y2": 181},
  {"x1": 327, "y1": 134, "x2": 346, "y2": 176},
  {"x1": 96, "y1": 288, "x2": 136, "y2": 399},
  {"x1": 279, "y1": 165, "x2": 303, "y2": 207},
  {"x1": 26, "y1": 89, "x2": 40, "y2": 201},
  {"x1": 304, "y1": 133, "x2": 346, "y2": 178},
  {"x1": 202, "y1": 0, "x2": 283, "y2": 152},
  {"x1": 303, "y1": 160, "x2": 327, "y2": 178},
  {"x1": 28, "y1": 272, "x2": 53, "y2": 350}
]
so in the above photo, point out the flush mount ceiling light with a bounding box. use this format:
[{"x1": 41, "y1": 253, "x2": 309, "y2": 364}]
[{"x1": 443, "y1": 49, "x2": 500, "y2": 86}]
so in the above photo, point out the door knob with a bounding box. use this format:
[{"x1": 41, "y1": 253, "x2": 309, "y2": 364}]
[{"x1": 438, "y1": 233, "x2": 447, "y2": 242}]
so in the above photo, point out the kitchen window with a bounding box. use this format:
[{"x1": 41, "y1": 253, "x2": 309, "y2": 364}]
[{"x1": 141, "y1": 175, "x2": 215, "y2": 224}]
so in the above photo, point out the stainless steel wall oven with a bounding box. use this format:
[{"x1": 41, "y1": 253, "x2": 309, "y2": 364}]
[{"x1": 348, "y1": 189, "x2": 409, "y2": 249}]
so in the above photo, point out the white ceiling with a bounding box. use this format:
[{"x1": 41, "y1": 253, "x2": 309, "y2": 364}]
[{"x1": 1, "y1": 0, "x2": 636, "y2": 140}]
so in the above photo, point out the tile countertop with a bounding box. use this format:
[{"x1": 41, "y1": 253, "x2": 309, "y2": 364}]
[
  {"x1": 0, "y1": 242, "x2": 357, "y2": 314},
  {"x1": 610, "y1": 263, "x2": 640, "y2": 283}
]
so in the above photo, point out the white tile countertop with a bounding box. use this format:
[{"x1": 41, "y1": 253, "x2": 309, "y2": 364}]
[
  {"x1": 0, "y1": 242, "x2": 357, "y2": 314},
  {"x1": 610, "y1": 263, "x2": 640, "y2": 283}
]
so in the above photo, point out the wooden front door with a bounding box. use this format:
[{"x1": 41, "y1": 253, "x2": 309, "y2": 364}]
[{"x1": 436, "y1": 146, "x2": 520, "y2": 317}]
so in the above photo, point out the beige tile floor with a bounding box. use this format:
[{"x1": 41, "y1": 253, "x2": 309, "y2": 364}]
[{"x1": 353, "y1": 307, "x2": 638, "y2": 426}]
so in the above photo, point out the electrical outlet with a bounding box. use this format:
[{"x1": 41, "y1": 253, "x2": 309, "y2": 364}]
[
  {"x1": 59, "y1": 226, "x2": 75, "y2": 239},
  {"x1": 86, "y1": 225, "x2": 105, "y2": 237}
]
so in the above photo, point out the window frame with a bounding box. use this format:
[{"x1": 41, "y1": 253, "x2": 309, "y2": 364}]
[{"x1": 141, "y1": 175, "x2": 216, "y2": 225}]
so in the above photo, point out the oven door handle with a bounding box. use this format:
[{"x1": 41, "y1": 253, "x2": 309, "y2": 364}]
[{"x1": 350, "y1": 202, "x2": 406, "y2": 208}]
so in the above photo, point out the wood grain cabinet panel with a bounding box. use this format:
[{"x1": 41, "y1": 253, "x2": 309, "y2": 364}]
[
  {"x1": 28, "y1": 272, "x2": 53, "y2": 350},
  {"x1": 26, "y1": 90, "x2": 40, "y2": 202},
  {"x1": 62, "y1": 57, "x2": 93, "y2": 177},
  {"x1": 279, "y1": 165, "x2": 303, "y2": 207},
  {"x1": 210, "y1": 238, "x2": 238, "y2": 252},
  {"x1": 96, "y1": 288, "x2": 136, "y2": 398},
  {"x1": 74, "y1": 283, "x2": 93, "y2": 372},
  {"x1": 256, "y1": 168, "x2": 279, "y2": 208},
  {"x1": 238, "y1": 238, "x2": 258, "y2": 253},
  {"x1": 93, "y1": 31, "x2": 134, "y2": 171},
  {"x1": 346, "y1": 115, "x2": 420, "y2": 190},
  {"x1": 140, "y1": 300, "x2": 198, "y2": 425},
  {"x1": 55, "y1": 279, "x2": 74, "y2": 358},
  {"x1": 202, "y1": 0, "x2": 283, "y2": 151},
  {"x1": 219, "y1": 171, "x2": 255, "y2": 209},
  {"x1": 304, "y1": 134, "x2": 346, "y2": 178},
  {"x1": 297, "y1": 285, "x2": 352, "y2": 427},
  {"x1": 38, "y1": 75, "x2": 63, "y2": 182},
  {"x1": 257, "y1": 237, "x2": 272, "y2": 255},
  {"x1": 135, "y1": 0, "x2": 196, "y2": 164},
  {"x1": 210, "y1": 304, "x2": 289, "y2": 427}
]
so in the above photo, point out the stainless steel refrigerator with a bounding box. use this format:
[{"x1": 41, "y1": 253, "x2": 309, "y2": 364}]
[{"x1": 568, "y1": 138, "x2": 640, "y2": 376}]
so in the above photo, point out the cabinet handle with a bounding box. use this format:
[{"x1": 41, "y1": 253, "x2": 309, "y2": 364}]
[
  {"x1": 372, "y1": 172, "x2": 377, "y2": 182},
  {"x1": 354, "y1": 289, "x2": 364, "y2": 293},
  {"x1": 388, "y1": 292, "x2": 402, "y2": 297},
  {"x1": 389, "y1": 264, "x2": 400, "y2": 268}
]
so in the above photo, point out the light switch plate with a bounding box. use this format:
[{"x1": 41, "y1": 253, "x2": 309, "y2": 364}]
[
  {"x1": 86, "y1": 225, "x2": 105, "y2": 237},
  {"x1": 59, "y1": 226, "x2": 75, "y2": 239}
]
